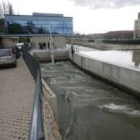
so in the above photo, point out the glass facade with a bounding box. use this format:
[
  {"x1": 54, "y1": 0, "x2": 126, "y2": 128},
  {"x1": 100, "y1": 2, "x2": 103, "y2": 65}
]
[{"x1": 3, "y1": 14, "x2": 73, "y2": 35}]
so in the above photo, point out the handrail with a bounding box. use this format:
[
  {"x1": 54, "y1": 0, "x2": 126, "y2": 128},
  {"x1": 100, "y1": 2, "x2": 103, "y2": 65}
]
[
  {"x1": 29, "y1": 71, "x2": 45, "y2": 140},
  {"x1": 22, "y1": 43, "x2": 45, "y2": 140}
]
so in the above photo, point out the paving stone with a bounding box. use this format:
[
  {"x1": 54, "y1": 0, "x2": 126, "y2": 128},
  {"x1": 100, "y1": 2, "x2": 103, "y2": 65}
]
[{"x1": 0, "y1": 58, "x2": 35, "y2": 140}]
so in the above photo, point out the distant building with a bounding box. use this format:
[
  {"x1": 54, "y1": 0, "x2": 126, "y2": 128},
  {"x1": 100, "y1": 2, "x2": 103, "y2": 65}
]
[
  {"x1": 103, "y1": 30, "x2": 133, "y2": 40},
  {"x1": 87, "y1": 33, "x2": 103, "y2": 39},
  {"x1": 134, "y1": 13, "x2": 140, "y2": 38},
  {"x1": 0, "y1": 35, "x2": 19, "y2": 48},
  {"x1": 0, "y1": 13, "x2": 73, "y2": 35},
  {"x1": 132, "y1": 50, "x2": 140, "y2": 67}
]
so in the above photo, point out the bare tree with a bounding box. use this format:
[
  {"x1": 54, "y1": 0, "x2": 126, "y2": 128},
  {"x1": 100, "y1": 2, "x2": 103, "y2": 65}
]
[
  {"x1": 0, "y1": 1, "x2": 7, "y2": 15},
  {"x1": 2, "y1": 1, "x2": 6, "y2": 14},
  {"x1": 8, "y1": 2, "x2": 14, "y2": 15},
  {"x1": 0, "y1": 1, "x2": 14, "y2": 15}
]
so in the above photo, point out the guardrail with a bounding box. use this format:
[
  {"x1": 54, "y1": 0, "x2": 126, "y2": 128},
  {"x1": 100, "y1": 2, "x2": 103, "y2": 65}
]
[
  {"x1": 22, "y1": 43, "x2": 45, "y2": 140},
  {"x1": 22, "y1": 43, "x2": 39, "y2": 81}
]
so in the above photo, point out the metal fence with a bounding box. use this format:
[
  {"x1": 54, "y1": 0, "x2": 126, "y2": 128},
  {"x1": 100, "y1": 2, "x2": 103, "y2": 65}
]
[
  {"x1": 22, "y1": 43, "x2": 45, "y2": 140},
  {"x1": 22, "y1": 43, "x2": 39, "y2": 81}
]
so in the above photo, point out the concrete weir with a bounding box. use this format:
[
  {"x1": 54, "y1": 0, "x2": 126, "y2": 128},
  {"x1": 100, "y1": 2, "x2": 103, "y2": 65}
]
[
  {"x1": 69, "y1": 51, "x2": 140, "y2": 97},
  {"x1": 32, "y1": 49, "x2": 69, "y2": 62},
  {"x1": 42, "y1": 79, "x2": 59, "y2": 124},
  {"x1": 42, "y1": 79, "x2": 61, "y2": 140}
]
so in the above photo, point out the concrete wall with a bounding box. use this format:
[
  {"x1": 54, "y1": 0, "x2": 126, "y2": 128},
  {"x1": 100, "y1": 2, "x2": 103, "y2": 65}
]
[
  {"x1": 30, "y1": 36, "x2": 49, "y2": 48},
  {"x1": 1, "y1": 37, "x2": 19, "y2": 46},
  {"x1": 69, "y1": 52, "x2": 140, "y2": 97},
  {"x1": 32, "y1": 49, "x2": 69, "y2": 62},
  {"x1": 42, "y1": 79, "x2": 62, "y2": 140},
  {"x1": 53, "y1": 36, "x2": 66, "y2": 48},
  {"x1": 42, "y1": 79, "x2": 59, "y2": 124},
  {"x1": 30, "y1": 36, "x2": 66, "y2": 49}
]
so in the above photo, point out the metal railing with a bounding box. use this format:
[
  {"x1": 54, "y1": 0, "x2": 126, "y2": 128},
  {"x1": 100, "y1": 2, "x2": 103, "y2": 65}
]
[
  {"x1": 22, "y1": 43, "x2": 39, "y2": 81},
  {"x1": 22, "y1": 43, "x2": 45, "y2": 140}
]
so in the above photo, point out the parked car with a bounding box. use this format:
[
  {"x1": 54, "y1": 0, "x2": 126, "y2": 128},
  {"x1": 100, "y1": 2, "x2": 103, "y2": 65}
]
[
  {"x1": 0, "y1": 48, "x2": 17, "y2": 67},
  {"x1": 5, "y1": 45, "x2": 21, "y2": 59}
]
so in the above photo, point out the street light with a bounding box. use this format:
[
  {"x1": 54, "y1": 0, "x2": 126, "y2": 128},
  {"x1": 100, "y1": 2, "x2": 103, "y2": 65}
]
[{"x1": 48, "y1": 25, "x2": 54, "y2": 64}]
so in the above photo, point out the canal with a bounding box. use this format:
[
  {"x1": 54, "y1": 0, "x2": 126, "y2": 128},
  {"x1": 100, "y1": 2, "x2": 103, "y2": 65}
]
[
  {"x1": 41, "y1": 60, "x2": 140, "y2": 140},
  {"x1": 80, "y1": 50, "x2": 140, "y2": 69},
  {"x1": 67, "y1": 44, "x2": 140, "y2": 69}
]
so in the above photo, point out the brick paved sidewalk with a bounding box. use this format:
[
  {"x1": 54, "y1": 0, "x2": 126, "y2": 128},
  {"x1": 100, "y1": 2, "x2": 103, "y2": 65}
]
[{"x1": 0, "y1": 58, "x2": 35, "y2": 140}]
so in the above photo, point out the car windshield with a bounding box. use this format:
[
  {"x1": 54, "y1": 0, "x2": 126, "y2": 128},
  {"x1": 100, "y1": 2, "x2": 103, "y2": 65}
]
[{"x1": 0, "y1": 50, "x2": 10, "y2": 57}]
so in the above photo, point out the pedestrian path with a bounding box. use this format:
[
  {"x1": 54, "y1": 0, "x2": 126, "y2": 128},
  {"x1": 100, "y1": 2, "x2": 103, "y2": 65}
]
[{"x1": 0, "y1": 58, "x2": 35, "y2": 140}]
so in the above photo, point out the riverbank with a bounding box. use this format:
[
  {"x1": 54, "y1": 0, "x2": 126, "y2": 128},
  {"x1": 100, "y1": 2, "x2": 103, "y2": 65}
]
[{"x1": 70, "y1": 42, "x2": 140, "y2": 50}]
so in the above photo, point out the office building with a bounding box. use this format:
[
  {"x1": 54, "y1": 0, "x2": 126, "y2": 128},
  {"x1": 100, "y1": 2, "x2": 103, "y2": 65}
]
[{"x1": 0, "y1": 13, "x2": 73, "y2": 35}]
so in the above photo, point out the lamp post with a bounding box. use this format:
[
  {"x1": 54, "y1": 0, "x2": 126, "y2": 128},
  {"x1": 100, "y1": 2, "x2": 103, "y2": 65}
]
[{"x1": 48, "y1": 25, "x2": 54, "y2": 64}]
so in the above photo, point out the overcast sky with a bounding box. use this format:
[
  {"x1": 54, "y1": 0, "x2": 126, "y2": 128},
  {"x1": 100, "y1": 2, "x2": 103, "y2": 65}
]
[{"x1": 2, "y1": 0, "x2": 140, "y2": 34}]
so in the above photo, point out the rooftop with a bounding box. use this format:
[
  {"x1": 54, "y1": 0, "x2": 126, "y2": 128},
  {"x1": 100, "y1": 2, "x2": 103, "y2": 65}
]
[
  {"x1": 105, "y1": 30, "x2": 134, "y2": 35},
  {"x1": 4, "y1": 13, "x2": 72, "y2": 19},
  {"x1": 0, "y1": 34, "x2": 67, "y2": 37},
  {"x1": 32, "y1": 12, "x2": 63, "y2": 17}
]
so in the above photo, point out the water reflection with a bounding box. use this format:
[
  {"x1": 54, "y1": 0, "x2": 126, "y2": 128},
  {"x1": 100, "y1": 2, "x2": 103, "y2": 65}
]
[{"x1": 80, "y1": 50, "x2": 140, "y2": 69}]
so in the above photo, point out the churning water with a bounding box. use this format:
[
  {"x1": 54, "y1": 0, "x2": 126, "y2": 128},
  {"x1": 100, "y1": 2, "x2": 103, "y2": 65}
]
[{"x1": 41, "y1": 61, "x2": 140, "y2": 140}]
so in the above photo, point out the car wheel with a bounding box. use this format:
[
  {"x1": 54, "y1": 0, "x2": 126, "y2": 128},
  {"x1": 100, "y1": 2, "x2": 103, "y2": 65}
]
[{"x1": 13, "y1": 62, "x2": 17, "y2": 67}]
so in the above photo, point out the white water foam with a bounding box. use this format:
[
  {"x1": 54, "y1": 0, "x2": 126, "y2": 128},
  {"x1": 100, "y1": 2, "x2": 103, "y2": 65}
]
[
  {"x1": 99, "y1": 103, "x2": 140, "y2": 116},
  {"x1": 50, "y1": 77, "x2": 67, "y2": 84}
]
